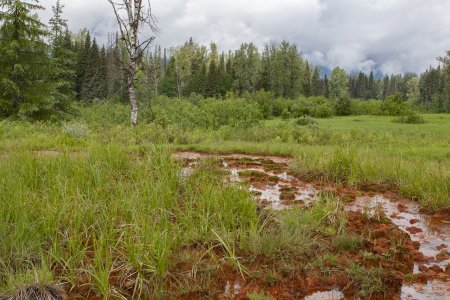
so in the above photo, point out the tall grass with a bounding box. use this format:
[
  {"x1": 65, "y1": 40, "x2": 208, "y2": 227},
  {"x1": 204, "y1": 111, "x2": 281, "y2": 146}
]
[
  {"x1": 291, "y1": 146, "x2": 449, "y2": 211},
  {"x1": 0, "y1": 145, "x2": 259, "y2": 298}
]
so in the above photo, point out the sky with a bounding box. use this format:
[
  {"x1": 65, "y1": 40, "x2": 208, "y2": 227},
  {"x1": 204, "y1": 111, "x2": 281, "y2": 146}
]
[{"x1": 37, "y1": 0, "x2": 450, "y2": 75}]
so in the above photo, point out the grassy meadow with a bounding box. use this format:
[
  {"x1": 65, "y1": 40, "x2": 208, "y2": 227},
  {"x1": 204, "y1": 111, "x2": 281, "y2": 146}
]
[{"x1": 0, "y1": 98, "x2": 449, "y2": 298}]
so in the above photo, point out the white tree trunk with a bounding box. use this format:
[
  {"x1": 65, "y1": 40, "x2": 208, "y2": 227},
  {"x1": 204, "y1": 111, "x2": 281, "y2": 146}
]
[
  {"x1": 107, "y1": 0, "x2": 157, "y2": 125},
  {"x1": 128, "y1": 65, "x2": 138, "y2": 126}
]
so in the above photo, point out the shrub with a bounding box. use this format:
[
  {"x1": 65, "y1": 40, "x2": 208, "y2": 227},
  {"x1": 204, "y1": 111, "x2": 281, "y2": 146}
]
[
  {"x1": 392, "y1": 111, "x2": 426, "y2": 124},
  {"x1": 245, "y1": 90, "x2": 273, "y2": 119},
  {"x1": 281, "y1": 109, "x2": 291, "y2": 120},
  {"x1": 296, "y1": 115, "x2": 317, "y2": 126},
  {"x1": 62, "y1": 122, "x2": 91, "y2": 138},
  {"x1": 334, "y1": 95, "x2": 353, "y2": 116},
  {"x1": 380, "y1": 94, "x2": 408, "y2": 116},
  {"x1": 199, "y1": 98, "x2": 263, "y2": 129},
  {"x1": 272, "y1": 98, "x2": 290, "y2": 117},
  {"x1": 291, "y1": 97, "x2": 334, "y2": 118},
  {"x1": 311, "y1": 103, "x2": 333, "y2": 118},
  {"x1": 153, "y1": 98, "x2": 211, "y2": 129}
]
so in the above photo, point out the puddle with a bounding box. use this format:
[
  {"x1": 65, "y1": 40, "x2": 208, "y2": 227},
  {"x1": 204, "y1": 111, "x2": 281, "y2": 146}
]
[
  {"x1": 304, "y1": 289, "x2": 344, "y2": 300},
  {"x1": 346, "y1": 196, "x2": 450, "y2": 272},
  {"x1": 346, "y1": 195, "x2": 450, "y2": 299},
  {"x1": 175, "y1": 152, "x2": 450, "y2": 299},
  {"x1": 224, "y1": 280, "x2": 241, "y2": 296},
  {"x1": 401, "y1": 280, "x2": 450, "y2": 299},
  {"x1": 176, "y1": 152, "x2": 320, "y2": 210}
]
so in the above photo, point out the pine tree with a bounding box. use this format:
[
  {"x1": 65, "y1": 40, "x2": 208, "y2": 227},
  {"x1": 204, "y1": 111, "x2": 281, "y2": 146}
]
[
  {"x1": 383, "y1": 75, "x2": 390, "y2": 99},
  {"x1": 367, "y1": 71, "x2": 376, "y2": 99},
  {"x1": 311, "y1": 66, "x2": 322, "y2": 96},
  {"x1": 205, "y1": 43, "x2": 220, "y2": 97},
  {"x1": 302, "y1": 62, "x2": 312, "y2": 97},
  {"x1": 354, "y1": 72, "x2": 367, "y2": 99},
  {"x1": 160, "y1": 56, "x2": 178, "y2": 97},
  {"x1": 443, "y1": 52, "x2": 450, "y2": 112},
  {"x1": 0, "y1": 0, "x2": 71, "y2": 119},
  {"x1": 322, "y1": 75, "x2": 330, "y2": 98},
  {"x1": 49, "y1": 1, "x2": 76, "y2": 103},
  {"x1": 75, "y1": 31, "x2": 91, "y2": 98},
  {"x1": 80, "y1": 38, "x2": 101, "y2": 100},
  {"x1": 219, "y1": 52, "x2": 232, "y2": 96}
]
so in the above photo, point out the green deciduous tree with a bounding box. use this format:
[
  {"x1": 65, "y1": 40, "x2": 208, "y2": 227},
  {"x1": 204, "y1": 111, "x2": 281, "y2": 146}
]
[
  {"x1": 329, "y1": 67, "x2": 349, "y2": 98},
  {"x1": 233, "y1": 43, "x2": 260, "y2": 94}
]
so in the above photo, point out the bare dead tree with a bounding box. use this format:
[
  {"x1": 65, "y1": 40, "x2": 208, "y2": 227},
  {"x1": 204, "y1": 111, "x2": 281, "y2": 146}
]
[{"x1": 107, "y1": 0, "x2": 158, "y2": 126}]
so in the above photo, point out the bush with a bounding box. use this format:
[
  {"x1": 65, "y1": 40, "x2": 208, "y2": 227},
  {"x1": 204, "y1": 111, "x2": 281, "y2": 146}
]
[
  {"x1": 334, "y1": 95, "x2": 353, "y2": 116},
  {"x1": 311, "y1": 103, "x2": 333, "y2": 118},
  {"x1": 153, "y1": 98, "x2": 211, "y2": 129},
  {"x1": 281, "y1": 109, "x2": 291, "y2": 120},
  {"x1": 291, "y1": 97, "x2": 334, "y2": 119},
  {"x1": 296, "y1": 115, "x2": 317, "y2": 126},
  {"x1": 392, "y1": 111, "x2": 426, "y2": 124},
  {"x1": 199, "y1": 98, "x2": 263, "y2": 129},
  {"x1": 272, "y1": 98, "x2": 290, "y2": 117},
  {"x1": 245, "y1": 90, "x2": 273, "y2": 119},
  {"x1": 380, "y1": 94, "x2": 408, "y2": 116},
  {"x1": 62, "y1": 122, "x2": 91, "y2": 138}
]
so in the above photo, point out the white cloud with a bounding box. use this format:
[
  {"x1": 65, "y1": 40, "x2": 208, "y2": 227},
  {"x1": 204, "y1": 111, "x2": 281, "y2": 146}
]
[{"x1": 36, "y1": 0, "x2": 450, "y2": 74}]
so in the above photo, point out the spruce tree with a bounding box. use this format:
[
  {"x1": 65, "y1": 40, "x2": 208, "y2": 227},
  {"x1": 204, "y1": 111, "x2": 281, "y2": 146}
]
[
  {"x1": 322, "y1": 75, "x2": 330, "y2": 98},
  {"x1": 75, "y1": 31, "x2": 91, "y2": 99},
  {"x1": 302, "y1": 62, "x2": 312, "y2": 97},
  {"x1": 160, "y1": 56, "x2": 178, "y2": 97},
  {"x1": 49, "y1": 0, "x2": 76, "y2": 103},
  {"x1": 367, "y1": 71, "x2": 376, "y2": 99},
  {"x1": 0, "y1": 0, "x2": 71, "y2": 119},
  {"x1": 311, "y1": 66, "x2": 322, "y2": 96}
]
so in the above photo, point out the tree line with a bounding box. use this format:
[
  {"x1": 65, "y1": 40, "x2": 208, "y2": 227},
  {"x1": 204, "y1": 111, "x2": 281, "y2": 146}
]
[{"x1": 1, "y1": 0, "x2": 450, "y2": 122}]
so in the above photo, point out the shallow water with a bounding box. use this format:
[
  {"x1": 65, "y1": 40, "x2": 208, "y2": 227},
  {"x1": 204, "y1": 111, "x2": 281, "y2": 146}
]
[
  {"x1": 346, "y1": 195, "x2": 450, "y2": 272},
  {"x1": 175, "y1": 152, "x2": 450, "y2": 299},
  {"x1": 224, "y1": 280, "x2": 241, "y2": 296},
  {"x1": 304, "y1": 289, "x2": 344, "y2": 300},
  {"x1": 401, "y1": 280, "x2": 450, "y2": 299}
]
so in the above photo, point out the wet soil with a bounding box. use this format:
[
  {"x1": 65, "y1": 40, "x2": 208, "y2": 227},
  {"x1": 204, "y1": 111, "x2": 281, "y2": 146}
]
[{"x1": 175, "y1": 151, "x2": 450, "y2": 299}]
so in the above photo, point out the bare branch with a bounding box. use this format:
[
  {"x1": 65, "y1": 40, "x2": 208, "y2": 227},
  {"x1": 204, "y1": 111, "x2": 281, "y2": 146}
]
[{"x1": 107, "y1": 0, "x2": 158, "y2": 126}]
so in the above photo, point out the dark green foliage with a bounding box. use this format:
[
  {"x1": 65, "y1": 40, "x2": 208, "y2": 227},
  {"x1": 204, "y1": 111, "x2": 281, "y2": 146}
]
[
  {"x1": 199, "y1": 98, "x2": 263, "y2": 129},
  {"x1": 392, "y1": 111, "x2": 426, "y2": 124},
  {"x1": 160, "y1": 56, "x2": 178, "y2": 97},
  {"x1": 0, "y1": 0, "x2": 72, "y2": 120},
  {"x1": 302, "y1": 62, "x2": 312, "y2": 97},
  {"x1": 295, "y1": 115, "x2": 317, "y2": 126},
  {"x1": 49, "y1": 1, "x2": 76, "y2": 104},
  {"x1": 439, "y1": 51, "x2": 450, "y2": 113},
  {"x1": 281, "y1": 109, "x2": 291, "y2": 120},
  {"x1": 80, "y1": 39, "x2": 107, "y2": 100},
  {"x1": 380, "y1": 94, "x2": 408, "y2": 116},
  {"x1": 245, "y1": 90, "x2": 273, "y2": 118},
  {"x1": 334, "y1": 95, "x2": 353, "y2": 116},
  {"x1": 311, "y1": 66, "x2": 322, "y2": 97},
  {"x1": 0, "y1": 1, "x2": 447, "y2": 121},
  {"x1": 205, "y1": 56, "x2": 220, "y2": 97}
]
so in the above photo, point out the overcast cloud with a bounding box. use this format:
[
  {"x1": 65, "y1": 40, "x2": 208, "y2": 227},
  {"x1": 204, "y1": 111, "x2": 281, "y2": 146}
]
[{"x1": 37, "y1": 0, "x2": 450, "y2": 75}]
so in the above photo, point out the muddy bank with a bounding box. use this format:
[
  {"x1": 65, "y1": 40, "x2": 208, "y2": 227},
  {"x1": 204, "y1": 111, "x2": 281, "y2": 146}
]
[{"x1": 175, "y1": 151, "x2": 450, "y2": 299}]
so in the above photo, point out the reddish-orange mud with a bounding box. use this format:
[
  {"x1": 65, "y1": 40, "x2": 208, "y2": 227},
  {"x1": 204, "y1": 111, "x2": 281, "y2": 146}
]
[{"x1": 175, "y1": 151, "x2": 450, "y2": 299}]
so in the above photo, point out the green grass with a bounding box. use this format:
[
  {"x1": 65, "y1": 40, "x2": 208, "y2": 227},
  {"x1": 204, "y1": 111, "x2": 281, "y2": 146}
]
[
  {"x1": 0, "y1": 104, "x2": 449, "y2": 298},
  {"x1": 0, "y1": 145, "x2": 260, "y2": 298},
  {"x1": 181, "y1": 115, "x2": 450, "y2": 211},
  {"x1": 0, "y1": 144, "x2": 356, "y2": 298}
]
